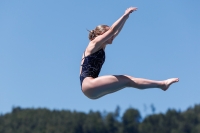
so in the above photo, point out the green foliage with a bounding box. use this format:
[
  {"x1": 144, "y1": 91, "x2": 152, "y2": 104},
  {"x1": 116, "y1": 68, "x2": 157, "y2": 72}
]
[
  {"x1": 122, "y1": 108, "x2": 141, "y2": 133},
  {"x1": 0, "y1": 104, "x2": 200, "y2": 133}
]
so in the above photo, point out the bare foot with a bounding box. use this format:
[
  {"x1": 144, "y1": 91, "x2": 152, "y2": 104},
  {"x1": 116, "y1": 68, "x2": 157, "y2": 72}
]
[{"x1": 161, "y1": 78, "x2": 179, "y2": 91}]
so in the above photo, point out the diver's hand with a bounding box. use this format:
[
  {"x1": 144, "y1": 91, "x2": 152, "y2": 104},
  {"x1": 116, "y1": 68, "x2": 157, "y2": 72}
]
[{"x1": 124, "y1": 7, "x2": 137, "y2": 15}]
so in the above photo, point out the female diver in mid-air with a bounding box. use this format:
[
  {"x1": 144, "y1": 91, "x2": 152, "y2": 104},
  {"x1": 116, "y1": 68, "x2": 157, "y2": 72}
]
[{"x1": 80, "y1": 7, "x2": 179, "y2": 99}]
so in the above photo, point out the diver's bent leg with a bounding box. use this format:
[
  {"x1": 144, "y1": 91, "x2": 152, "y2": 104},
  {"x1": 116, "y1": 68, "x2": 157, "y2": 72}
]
[{"x1": 82, "y1": 75, "x2": 179, "y2": 99}]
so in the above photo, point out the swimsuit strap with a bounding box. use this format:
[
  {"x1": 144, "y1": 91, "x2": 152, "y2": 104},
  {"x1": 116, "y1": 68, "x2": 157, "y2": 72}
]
[
  {"x1": 81, "y1": 49, "x2": 103, "y2": 65},
  {"x1": 80, "y1": 51, "x2": 86, "y2": 66},
  {"x1": 81, "y1": 51, "x2": 86, "y2": 61}
]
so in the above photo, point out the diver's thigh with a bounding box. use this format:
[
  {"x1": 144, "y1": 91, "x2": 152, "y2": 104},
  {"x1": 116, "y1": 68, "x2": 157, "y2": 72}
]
[{"x1": 82, "y1": 75, "x2": 131, "y2": 98}]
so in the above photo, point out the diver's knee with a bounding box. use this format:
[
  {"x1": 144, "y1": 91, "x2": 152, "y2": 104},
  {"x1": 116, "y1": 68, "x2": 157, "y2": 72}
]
[{"x1": 120, "y1": 75, "x2": 133, "y2": 87}]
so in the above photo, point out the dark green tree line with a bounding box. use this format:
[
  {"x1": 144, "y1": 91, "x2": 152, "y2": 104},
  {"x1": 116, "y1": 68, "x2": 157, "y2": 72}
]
[{"x1": 0, "y1": 104, "x2": 200, "y2": 133}]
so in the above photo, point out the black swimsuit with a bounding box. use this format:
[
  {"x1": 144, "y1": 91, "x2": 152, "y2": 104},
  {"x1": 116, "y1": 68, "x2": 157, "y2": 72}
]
[{"x1": 80, "y1": 49, "x2": 105, "y2": 88}]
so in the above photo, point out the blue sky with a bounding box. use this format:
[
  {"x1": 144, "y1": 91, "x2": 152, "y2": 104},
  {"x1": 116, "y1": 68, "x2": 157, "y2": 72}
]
[{"x1": 1, "y1": 0, "x2": 200, "y2": 117}]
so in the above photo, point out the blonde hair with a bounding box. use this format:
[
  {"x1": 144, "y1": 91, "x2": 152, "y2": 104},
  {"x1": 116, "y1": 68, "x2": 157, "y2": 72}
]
[{"x1": 88, "y1": 25, "x2": 109, "y2": 41}]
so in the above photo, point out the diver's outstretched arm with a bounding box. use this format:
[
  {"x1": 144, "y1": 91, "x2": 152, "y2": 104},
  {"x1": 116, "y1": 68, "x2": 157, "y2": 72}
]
[
  {"x1": 93, "y1": 7, "x2": 137, "y2": 46},
  {"x1": 113, "y1": 7, "x2": 137, "y2": 39}
]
